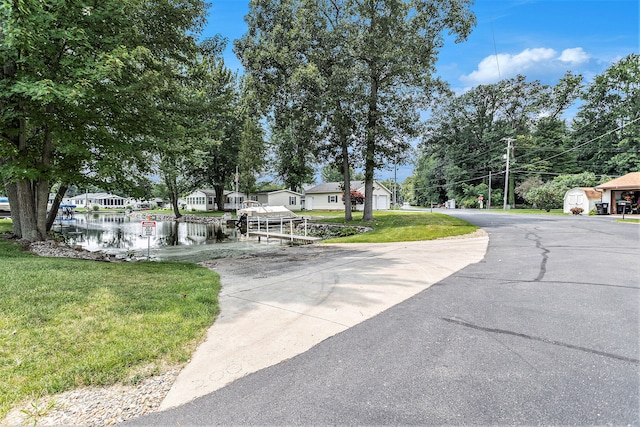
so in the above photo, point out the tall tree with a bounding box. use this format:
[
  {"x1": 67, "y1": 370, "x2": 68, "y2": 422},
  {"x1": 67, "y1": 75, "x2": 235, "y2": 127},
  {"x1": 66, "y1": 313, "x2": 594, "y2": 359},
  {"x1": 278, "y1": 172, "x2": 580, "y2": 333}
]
[
  {"x1": 348, "y1": 0, "x2": 475, "y2": 220},
  {"x1": 237, "y1": 0, "x2": 476, "y2": 221},
  {"x1": 573, "y1": 53, "x2": 640, "y2": 175},
  {"x1": 235, "y1": 0, "x2": 322, "y2": 194},
  {"x1": 0, "y1": 0, "x2": 207, "y2": 240}
]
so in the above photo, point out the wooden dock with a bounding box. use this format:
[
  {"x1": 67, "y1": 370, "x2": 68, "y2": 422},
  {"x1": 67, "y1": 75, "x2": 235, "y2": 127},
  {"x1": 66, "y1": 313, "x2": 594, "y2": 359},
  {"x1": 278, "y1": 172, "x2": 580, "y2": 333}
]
[{"x1": 247, "y1": 231, "x2": 322, "y2": 244}]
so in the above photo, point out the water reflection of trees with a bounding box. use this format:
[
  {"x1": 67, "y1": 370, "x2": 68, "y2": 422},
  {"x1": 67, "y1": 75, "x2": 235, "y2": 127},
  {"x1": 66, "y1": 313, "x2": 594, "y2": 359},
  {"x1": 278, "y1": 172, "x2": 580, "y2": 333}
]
[
  {"x1": 59, "y1": 214, "x2": 235, "y2": 250},
  {"x1": 157, "y1": 221, "x2": 180, "y2": 246}
]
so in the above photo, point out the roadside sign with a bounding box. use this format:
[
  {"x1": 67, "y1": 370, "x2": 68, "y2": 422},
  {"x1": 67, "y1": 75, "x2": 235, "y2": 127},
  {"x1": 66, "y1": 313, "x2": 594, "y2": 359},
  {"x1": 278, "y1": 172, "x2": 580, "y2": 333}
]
[{"x1": 142, "y1": 221, "x2": 156, "y2": 236}]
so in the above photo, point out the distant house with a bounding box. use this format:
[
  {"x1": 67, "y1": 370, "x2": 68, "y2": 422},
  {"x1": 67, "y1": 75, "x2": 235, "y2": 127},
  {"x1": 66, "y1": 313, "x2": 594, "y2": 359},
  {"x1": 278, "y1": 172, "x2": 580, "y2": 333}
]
[
  {"x1": 65, "y1": 193, "x2": 126, "y2": 209},
  {"x1": 184, "y1": 189, "x2": 217, "y2": 211},
  {"x1": 254, "y1": 189, "x2": 303, "y2": 211},
  {"x1": 225, "y1": 190, "x2": 246, "y2": 210},
  {"x1": 304, "y1": 181, "x2": 391, "y2": 211},
  {"x1": 595, "y1": 172, "x2": 640, "y2": 214},
  {"x1": 563, "y1": 187, "x2": 602, "y2": 214},
  {"x1": 183, "y1": 188, "x2": 306, "y2": 212}
]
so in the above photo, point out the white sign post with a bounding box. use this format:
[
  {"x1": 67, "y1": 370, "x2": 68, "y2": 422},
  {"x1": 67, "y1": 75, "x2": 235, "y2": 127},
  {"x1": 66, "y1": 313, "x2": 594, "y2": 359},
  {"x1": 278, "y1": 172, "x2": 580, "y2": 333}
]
[{"x1": 141, "y1": 221, "x2": 156, "y2": 259}]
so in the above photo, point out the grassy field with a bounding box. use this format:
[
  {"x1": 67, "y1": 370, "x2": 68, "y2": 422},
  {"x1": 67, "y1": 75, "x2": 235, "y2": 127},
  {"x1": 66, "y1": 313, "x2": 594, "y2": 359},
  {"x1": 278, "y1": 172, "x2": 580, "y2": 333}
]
[
  {"x1": 0, "y1": 220, "x2": 220, "y2": 419},
  {"x1": 305, "y1": 210, "x2": 479, "y2": 243}
]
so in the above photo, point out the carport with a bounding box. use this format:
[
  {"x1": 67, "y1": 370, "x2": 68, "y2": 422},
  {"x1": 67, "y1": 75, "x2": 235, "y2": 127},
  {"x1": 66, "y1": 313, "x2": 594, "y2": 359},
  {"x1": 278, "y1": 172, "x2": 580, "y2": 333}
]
[{"x1": 595, "y1": 172, "x2": 640, "y2": 214}]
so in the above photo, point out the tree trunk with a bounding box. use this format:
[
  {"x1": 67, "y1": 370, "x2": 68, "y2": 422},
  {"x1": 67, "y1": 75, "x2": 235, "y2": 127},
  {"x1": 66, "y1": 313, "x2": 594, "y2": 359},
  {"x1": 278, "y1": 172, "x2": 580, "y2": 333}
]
[
  {"x1": 341, "y1": 137, "x2": 352, "y2": 222},
  {"x1": 35, "y1": 179, "x2": 49, "y2": 238},
  {"x1": 46, "y1": 185, "x2": 68, "y2": 232},
  {"x1": 165, "y1": 176, "x2": 182, "y2": 219},
  {"x1": 363, "y1": 74, "x2": 378, "y2": 222},
  {"x1": 36, "y1": 123, "x2": 54, "y2": 237},
  {"x1": 16, "y1": 179, "x2": 42, "y2": 241},
  {"x1": 214, "y1": 184, "x2": 225, "y2": 212}
]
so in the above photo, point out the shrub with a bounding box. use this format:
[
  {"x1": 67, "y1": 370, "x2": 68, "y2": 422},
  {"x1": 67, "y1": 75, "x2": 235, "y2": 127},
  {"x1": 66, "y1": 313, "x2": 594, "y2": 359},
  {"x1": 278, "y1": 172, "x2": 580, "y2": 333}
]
[
  {"x1": 526, "y1": 184, "x2": 564, "y2": 211},
  {"x1": 570, "y1": 207, "x2": 584, "y2": 215}
]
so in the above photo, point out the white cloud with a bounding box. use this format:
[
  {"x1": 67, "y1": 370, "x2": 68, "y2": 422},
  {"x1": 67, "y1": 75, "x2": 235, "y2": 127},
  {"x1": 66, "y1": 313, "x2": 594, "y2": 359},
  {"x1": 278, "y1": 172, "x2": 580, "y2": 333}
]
[
  {"x1": 460, "y1": 47, "x2": 591, "y2": 90},
  {"x1": 461, "y1": 48, "x2": 557, "y2": 86},
  {"x1": 558, "y1": 47, "x2": 590, "y2": 65}
]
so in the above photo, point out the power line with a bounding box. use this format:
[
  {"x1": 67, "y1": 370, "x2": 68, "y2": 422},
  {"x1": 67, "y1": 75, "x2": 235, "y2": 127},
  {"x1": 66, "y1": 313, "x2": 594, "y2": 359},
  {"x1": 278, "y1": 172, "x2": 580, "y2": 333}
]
[
  {"x1": 523, "y1": 116, "x2": 640, "y2": 167},
  {"x1": 410, "y1": 117, "x2": 638, "y2": 197}
]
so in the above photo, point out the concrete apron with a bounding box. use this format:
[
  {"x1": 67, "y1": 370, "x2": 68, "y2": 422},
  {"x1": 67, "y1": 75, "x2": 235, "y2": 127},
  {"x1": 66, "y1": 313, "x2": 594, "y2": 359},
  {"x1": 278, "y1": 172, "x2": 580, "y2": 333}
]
[{"x1": 160, "y1": 233, "x2": 489, "y2": 410}]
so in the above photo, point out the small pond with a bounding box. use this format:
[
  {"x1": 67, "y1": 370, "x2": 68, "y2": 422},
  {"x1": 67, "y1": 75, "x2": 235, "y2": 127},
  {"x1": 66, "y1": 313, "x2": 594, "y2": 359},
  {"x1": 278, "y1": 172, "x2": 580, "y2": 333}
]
[{"x1": 54, "y1": 213, "x2": 281, "y2": 262}]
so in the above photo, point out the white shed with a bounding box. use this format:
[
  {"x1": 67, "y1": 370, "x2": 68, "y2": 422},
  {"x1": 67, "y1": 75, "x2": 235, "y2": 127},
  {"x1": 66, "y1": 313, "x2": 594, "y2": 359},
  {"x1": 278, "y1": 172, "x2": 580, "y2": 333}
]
[{"x1": 563, "y1": 187, "x2": 602, "y2": 214}]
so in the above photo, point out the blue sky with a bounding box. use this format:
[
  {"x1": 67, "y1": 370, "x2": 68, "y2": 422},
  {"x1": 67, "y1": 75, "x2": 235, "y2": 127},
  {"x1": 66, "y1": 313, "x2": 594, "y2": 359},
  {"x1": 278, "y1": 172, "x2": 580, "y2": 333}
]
[{"x1": 201, "y1": 0, "x2": 639, "y2": 182}]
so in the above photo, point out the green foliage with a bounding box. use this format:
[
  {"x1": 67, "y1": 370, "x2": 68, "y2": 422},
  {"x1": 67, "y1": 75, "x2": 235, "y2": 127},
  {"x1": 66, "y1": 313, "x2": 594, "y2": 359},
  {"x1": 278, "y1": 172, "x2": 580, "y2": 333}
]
[
  {"x1": 1, "y1": 0, "x2": 209, "y2": 240},
  {"x1": 237, "y1": 0, "x2": 476, "y2": 220},
  {"x1": 411, "y1": 71, "x2": 586, "y2": 207},
  {"x1": 525, "y1": 184, "x2": 564, "y2": 211},
  {"x1": 519, "y1": 173, "x2": 598, "y2": 210},
  {"x1": 574, "y1": 54, "x2": 640, "y2": 176},
  {"x1": 321, "y1": 165, "x2": 364, "y2": 183}
]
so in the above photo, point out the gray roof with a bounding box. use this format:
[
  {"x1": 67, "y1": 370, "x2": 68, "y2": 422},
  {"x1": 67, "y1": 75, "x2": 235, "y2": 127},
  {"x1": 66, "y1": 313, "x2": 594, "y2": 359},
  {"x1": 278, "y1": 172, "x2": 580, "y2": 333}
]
[
  {"x1": 70, "y1": 192, "x2": 124, "y2": 200},
  {"x1": 192, "y1": 189, "x2": 217, "y2": 197},
  {"x1": 305, "y1": 181, "x2": 366, "y2": 194}
]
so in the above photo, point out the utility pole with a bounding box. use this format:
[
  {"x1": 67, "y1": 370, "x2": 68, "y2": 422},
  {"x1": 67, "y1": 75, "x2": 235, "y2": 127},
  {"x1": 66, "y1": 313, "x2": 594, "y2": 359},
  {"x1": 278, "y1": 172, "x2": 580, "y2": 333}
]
[
  {"x1": 488, "y1": 171, "x2": 492, "y2": 210},
  {"x1": 502, "y1": 138, "x2": 515, "y2": 210}
]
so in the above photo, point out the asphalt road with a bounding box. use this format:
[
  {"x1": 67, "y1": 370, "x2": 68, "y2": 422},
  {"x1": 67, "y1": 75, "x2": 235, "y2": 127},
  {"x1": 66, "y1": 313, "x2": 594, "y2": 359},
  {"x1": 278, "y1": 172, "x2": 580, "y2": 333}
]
[{"x1": 127, "y1": 211, "x2": 639, "y2": 426}]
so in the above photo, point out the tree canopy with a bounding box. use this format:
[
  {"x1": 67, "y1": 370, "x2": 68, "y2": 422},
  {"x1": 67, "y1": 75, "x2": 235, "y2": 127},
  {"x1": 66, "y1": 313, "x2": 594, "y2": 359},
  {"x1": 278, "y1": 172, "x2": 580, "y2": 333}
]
[
  {"x1": 236, "y1": 0, "x2": 476, "y2": 220},
  {"x1": 409, "y1": 55, "x2": 637, "y2": 209},
  {"x1": 1, "y1": 0, "x2": 208, "y2": 240}
]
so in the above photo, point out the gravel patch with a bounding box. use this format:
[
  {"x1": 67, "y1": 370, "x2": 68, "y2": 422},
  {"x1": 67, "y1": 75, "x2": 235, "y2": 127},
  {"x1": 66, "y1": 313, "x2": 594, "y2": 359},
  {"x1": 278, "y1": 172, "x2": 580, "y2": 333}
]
[
  {"x1": 27, "y1": 240, "x2": 117, "y2": 261},
  {"x1": 2, "y1": 369, "x2": 180, "y2": 427}
]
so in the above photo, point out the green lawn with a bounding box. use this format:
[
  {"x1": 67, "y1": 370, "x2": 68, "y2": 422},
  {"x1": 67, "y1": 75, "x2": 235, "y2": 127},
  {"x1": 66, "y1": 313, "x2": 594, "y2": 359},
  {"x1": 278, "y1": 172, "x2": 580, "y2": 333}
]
[
  {"x1": 615, "y1": 218, "x2": 640, "y2": 223},
  {"x1": 307, "y1": 210, "x2": 479, "y2": 243},
  {"x1": 0, "y1": 220, "x2": 220, "y2": 419}
]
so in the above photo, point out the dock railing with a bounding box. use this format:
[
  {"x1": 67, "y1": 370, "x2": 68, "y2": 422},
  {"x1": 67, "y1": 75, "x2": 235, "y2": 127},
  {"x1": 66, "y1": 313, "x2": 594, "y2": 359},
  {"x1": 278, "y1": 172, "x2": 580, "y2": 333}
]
[{"x1": 248, "y1": 216, "x2": 320, "y2": 244}]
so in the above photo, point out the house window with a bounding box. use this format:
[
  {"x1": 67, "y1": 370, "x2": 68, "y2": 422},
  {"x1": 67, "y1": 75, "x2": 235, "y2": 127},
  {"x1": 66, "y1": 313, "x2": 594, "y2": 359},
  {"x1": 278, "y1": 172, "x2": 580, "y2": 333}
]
[
  {"x1": 208, "y1": 197, "x2": 213, "y2": 205},
  {"x1": 289, "y1": 196, "x2": 297, "y2": 205},
  {"x1": 328, "y1": 195, "x2": 338, "y2": 203}
]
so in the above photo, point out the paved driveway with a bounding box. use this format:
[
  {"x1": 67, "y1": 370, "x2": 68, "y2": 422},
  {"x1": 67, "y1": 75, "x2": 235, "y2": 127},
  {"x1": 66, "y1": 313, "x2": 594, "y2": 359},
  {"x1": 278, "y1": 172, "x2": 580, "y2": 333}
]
[{"x1": 127, "y1": 212, "x2": 639, "y2": 425}]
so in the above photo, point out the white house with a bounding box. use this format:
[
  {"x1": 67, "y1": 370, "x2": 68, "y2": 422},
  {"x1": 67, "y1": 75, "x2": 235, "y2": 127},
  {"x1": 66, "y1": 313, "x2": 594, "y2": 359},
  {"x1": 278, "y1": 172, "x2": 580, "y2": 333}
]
[
  {"x1": 65, "y1": 193, "x2": 126, "y2": 209},
  {"x1": 304, "y1": 181, "x2": 391, "y2": 211},
  {"x1": 184, "y1": 189, "x2": 217, "y2": 211},
  {"x1": 225, "y1": 190, "x2": 246, "y2": 210},
  {"x1": 563, "y1": 187, "x2": 602, "y2": 214},
  {"x1": 254, "y1": 189, "x2": 303, "y2": 211}
]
